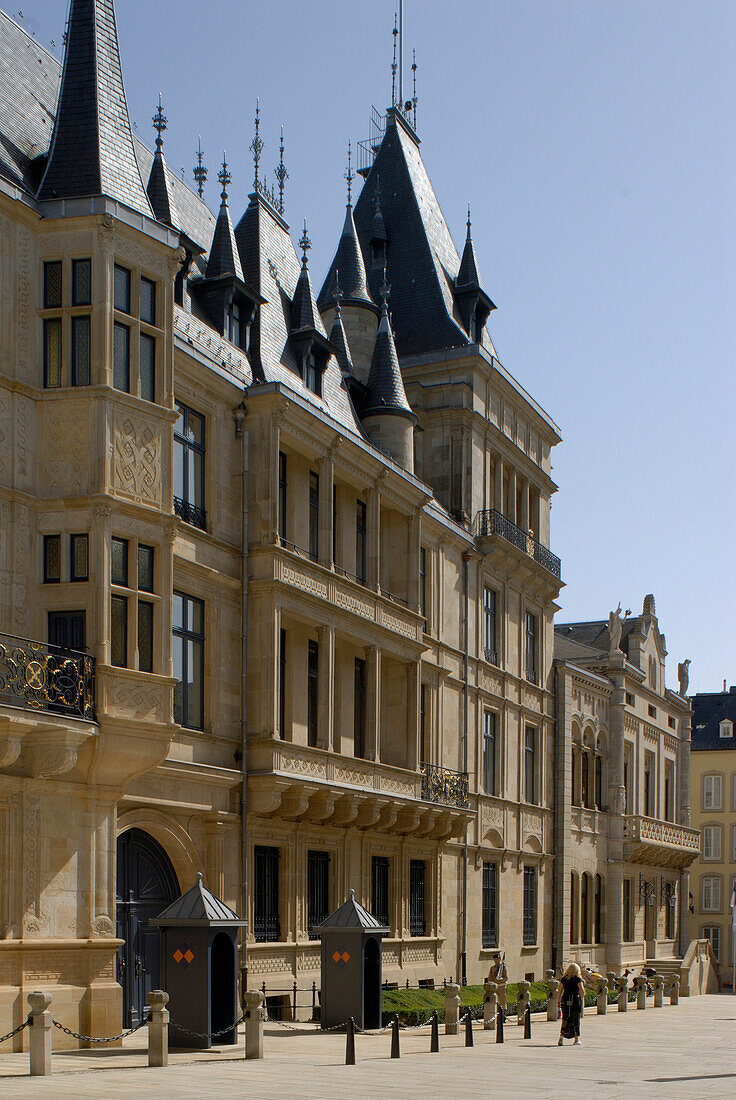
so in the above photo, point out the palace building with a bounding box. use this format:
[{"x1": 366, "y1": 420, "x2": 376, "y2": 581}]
[{"x1": 0, "y1": 0, "x2": 701, "y2": 1044}]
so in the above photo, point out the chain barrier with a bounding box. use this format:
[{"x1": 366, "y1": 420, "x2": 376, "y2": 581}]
[
  {"x1": 0, "y1": 1019, "x2": 29, "y2": 1044},
  {"x1": 51, "y1": 1014, "x2": 150, "y2": 1044},
  {"x1": 168, "y1": 1014, "x2": 246, "y2": 1042}
]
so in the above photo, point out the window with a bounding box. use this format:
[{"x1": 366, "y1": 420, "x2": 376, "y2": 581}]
[
  {"x1": 483, "y1": 710, "x2": 496, "y2": 795},
  {"x1": 525, "y1": 612, "x2": 537, "y2": 684},
  {"x1": 625, "y1": 692, "x2": 635, "y2": 707},
  {"x1": 174, "y1": 402, "x2": 206, "y2": 529},
  {"x1": 71, "y1": 315, "x2": 90, "y2": 385},
  {"x1": 137, "y1": 545, "x2": 154, "y2": 592},
  {"x1": 522, "y1": 865, "x2": 537, "y2": 945},
  {"x1": 173, "y1": 591, "x2": 204, "y2": 730},
  {"x1": 594, "y1": 752, "x2": 603, "y2": 809},
  {"x1": 226, "y1": 300, "x2": 242, "y2": 348},
  {"x1": 110, "y1": 594, "x2": 127, "y2": 668},
  {"x1": 702, "y1": 876, "x2": 721, "y2": 912},
  {"x1": 114, "y1": 264, "x2": 131, "y2": 314},
  {"x1": 665, "y1": 886, "x2": 676, "y2": 939},
  {"x1": 356, "y1": 501, "x2": 367, "y2": 585},
  {"x1": 623, "y1": 879, "x2": 632, "y2": 942},
  {"x1": 580, "y1": 873, "x2": 590, "y2": 943},
  {"x1": 48, "y1": 610, "x2": 86, "y2": 652},
  {"x1": 371, "y1": 856, "x2": 390, "y2": 929},
  {"x1": 483, "y1": 587, "x2": 498, "y2": 664},
  {"x1": 279, "y1": 628, "x2": 287, "y2": 739},
  {"x1": 113, "y1": 322, "x2": 130, "y2": 392},
  {"x1": 43, "y1": 534, "x2": 61, "y2": 583},
  {"x1": 594, "y1": 874, "x2": 604, "y2": 944},
  {"x1": 409, "y1": 860, "x2": 426, "y2": 936},
  {"x1": 140, "y1": 276, "x2": 156, "y2": 325},
  {"x1": 664, "y1": 762, "x2": 675, "y2": 822},
  {"x1": 354, "y1": 657, "x2": 366, "y2": 758},
  {"x1": 307, "y1": 850, "x2": 330, "y2": 938},
  {"x1": 703, "y1": 826, "x2": 722, "y2": 862},
  {"x1": 644, "y1": 752, "x2": 654, "y2": 817},
  {"x1": 309, "y1": 471, "x2": 319, "y2": 561},
  {"x1": 138, "y1": 600, "x2": 154, "y2": 673},
  {"x1": 305, "y1": 352, "x2": 320, "y2": 396},
  {"x1": 139, "y1": 332, "x2": 155, "y2": 402},
  {"x1": 111, "y1": 537, "x2": 128, "y2": 587},
  {"x1": 702, "y1": 925, "x2": 721, "y2": 961},
  {"x1": 570, "y1": 873, "x2": 578, "y2": 943},
  {"x1": 648, "y1": 704, "x2": 657, "y2": 719},
  {"x1": 307, "y1": 639, "x2": 319, "y2": 747},
  {"x1": 70, "y1": 534, "x2": 88, "y2": 582},
  {"x1": 524, "y1": 725, "x2": 536, "y2": 804},
  {"x1": 482, "y1": 862, "x2": 498, "y2": 948},
  {"x1": 278, "y1": 452, "x2": 288, "y2": 542},
  {"x1": 44, "y1": 260, "x2": 62, "y2": 308},
  {"x1": 72, "y1": 259, "x2": 91, "y2": 306},
  {"x1": 581, "y1": 751, "x2": 590, "y2": 808},
  {"x1": 43, "y1": 317, "x2": 62, "y2": 388},
  {"x1": 332, "y1": 485, "x2": 337, "y2": 566},
  {"x1": 419, "y1": 546, "x2": 427, "y2": 624},
  {"x1": 668, "y1": 715, "x2": 676, "y2": 730},
  {"x1": 420, "y1": 684, "x2": 427, "y2": 763},
  {"x1": 719, "y1": 719, "x2": 733, "y2": 739},
  {"x1": 704, "y1": 775, "x2": 723, "y2": 811},
  {"x1": 254, "y1": 845, "x2": 280, "y2": 942}
]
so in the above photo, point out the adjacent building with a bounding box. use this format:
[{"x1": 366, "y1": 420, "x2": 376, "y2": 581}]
[{"x1": 691, "y1": 687, "x2": 736, "y2": 987}]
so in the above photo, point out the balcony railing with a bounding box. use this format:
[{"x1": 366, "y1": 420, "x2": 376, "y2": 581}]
[
  {"x1": 420, "y1": 762, "x2": 469, "y2": 809},
  {"x1": 473, "y1": 509, "x2": 561, "y2": 579},
  {"x1": 623, "y1": 814, "x2": 701, "y2": 852},
  {"x1": 173, "y1": 496, "x2": 206, "y2": 531},
  {"x1": 0, "y1": 633, "x2": 95, "y2": 720}
]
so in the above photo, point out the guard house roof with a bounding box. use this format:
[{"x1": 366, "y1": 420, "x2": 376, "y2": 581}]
[
  {"x1": 152, "y1": 873, "x2": 247, "y2": 927},
  {"x1": 316, "y1": 889, "x2": 389, "y2": 934}
]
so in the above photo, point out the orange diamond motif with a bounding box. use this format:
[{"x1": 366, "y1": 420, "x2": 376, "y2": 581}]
[
  {"x1": 332, "y1": 948, "x2": 350, "y2": 966},
  {"x1": 184, "y1": 949, "x2": 195, "y2": 964},
  {"x1": 173, "y1": 949, "x2": 184, "y2": 964},
  {"x1": 341, "y1": 952, "x2": 350, "y2": 963},
  {"x1": 332, "y1": 950, "x2": 342, "y2": 963}
]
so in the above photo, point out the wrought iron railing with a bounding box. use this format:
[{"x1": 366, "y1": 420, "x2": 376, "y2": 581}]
[
  {"x1": 484, "y1": 647, "x2": 499, "y2": 666},
  {"x1": 472, "y1": 509, "x2": 561, "y2": 579},
  {"x1": 0, "y1": 633, "x2": 95, "y2": 720},
  {"x1": 420, "y1": 762, "x2": 469, "y2": 808},
  {"x1": 173, "y1": 496, "x2": 206, "y2": 531}
]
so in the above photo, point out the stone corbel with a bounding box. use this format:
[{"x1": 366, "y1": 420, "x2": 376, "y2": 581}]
[
  {"x1": 248, "y1": 783, "x2": 285, "y2": 817},
  {"x1": 278, "y1": 785, "x2": 315, "y2": 821},
  {"x1": 21, "y1": 730, "x2": 84, "y2": 778},
  {"x1": 303, "y1": 790, "x2": 339, "y2": 824},
  {"x1": 394, "y1": 806, "x2": 422, "y2": 835},
  {"x1": 326, "y1": 796, "x2": 360, "y2": 828},
  {"x1": 353, "y1": 798, "x2": 382, "y2": 830},
  {"x1": 376, "y1": 803, "x2": 399, "y2": 832},
  {"x1": 0, "y1": 734, "x2": 22, "y2": 769}
]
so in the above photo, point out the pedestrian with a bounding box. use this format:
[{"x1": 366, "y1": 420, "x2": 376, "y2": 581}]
[
  {"x1": 558, "y1": 962, "x2": 585, "y2": 1046},
  {"x1": 486, "y1": 951, "x2": 508, "y2": 1017}
]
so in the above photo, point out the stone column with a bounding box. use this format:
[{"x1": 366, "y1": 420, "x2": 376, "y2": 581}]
[
  {"x1": 27, "y1": 992, "x2": 52, "y2": 1076},
  {"x1": 635, "y1": 974, "x2": 647, "y2": 1009},
  {"x1": 653, "y1": 973, "x2": 664, "y2": 1007},
  {"x1": 444, "y1": 983, "x2": 460, "y2": 1035},
  {"x1": 147, "y1": 990, "x2": 169, "y2": 1067},
  {"x1": 507, "y1": 468, "x2": 517, "y2": 525},
  {"x1": 516, "y1": 980, "x2": 530, "y2": 1025},
  {"x1": 596, "y1": 978, "x2": 608, "y2": 1014},
  {"x1": 244, "y1": 990, "x2": 264, "y2": 1059},
  {"x1": 616, "y1": 976, "x2": 628, "y2": 1012},
  {"x1": 317, "y1": 624, "x2": 335, "y2": 751},
  {"x1": 318, "y1": 454, "x2": 334, "y2": 568},
  {"x1": 205, "y1": 817, "x2": 226, "y2": 900},
  {"x1": 365, "y1": 646, "x2": 380, "y2": 762},
  {"x1": 406, "y1": 662, "x2": 420, "y2": 772},
  {"x1": 367, "y1": 486, "x2": 381, "y2": 591},
  {"x1": 407, "y1": 510, "x2": 422, "y2": 612},
  {"x1": 93, "y1": 506, "x2": 112, "y2": 665},
  {"x1": 494, "y1": 457, "x2": 504, "y2": 514},
  {"x1": 547, "y1": 978, "x2": 559, "y2": 1022}
]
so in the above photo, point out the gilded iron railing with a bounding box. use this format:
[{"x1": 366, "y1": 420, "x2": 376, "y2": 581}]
[
  {"x1": 0, "y1": 633, "x2": 95, "y2": 720},
  {"x1": 420, "y1": 762, "x2": 469, "y2": 809},
  {"x1": 472, "y1": 509, "x2": 561, "y2": 579}
]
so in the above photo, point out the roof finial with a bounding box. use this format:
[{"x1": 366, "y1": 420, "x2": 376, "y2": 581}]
[
  {"x1": 412, "y1": 48, "x2": 418, "y2": 128},
  {"x1": 275, "y1": 125, "x2": 288, "y2": 215},
  {"x1": 380, "y1": 269, "x2": 391, "y2": 310},
  {"x1": 466, "y1": 203, "x2": 472, "y2": 240},
  {"x1": 398, "y1": 0, "x2": 404, "y2": 109},
  {"x1": 299, "y1": 218, "x2": 311, "y2": 267},
  {"x1": 334, "y1": 269, "x2": 342, "y2": 314},
  {"x1": 344, "y1": 139, "x2": 354, "y2": 206},
  {"x1": 194, "y1": 134, "x2": 207, "y2": 199},
  {"x1": 152, "y1": 92, "x2": 167, "y2": 153},
  {"x1": 391, "y1": 12, "x2": 398, "y2": 107},
  {"x1": 218, "y1": 151, "x2": 231, "y2": 206},
  {"x1": 250, "y1": 98, "x2": 263, "y2": 190}
]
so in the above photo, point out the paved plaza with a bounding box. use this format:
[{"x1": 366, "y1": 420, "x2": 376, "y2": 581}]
[{"x1": 0, "y1": 994, "x2": 733, "y2": 1099}]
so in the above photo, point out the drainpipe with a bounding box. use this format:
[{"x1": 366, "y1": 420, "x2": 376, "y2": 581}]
[
  {"x1": 461, "y1": 548, "x2": 471, "y2": 986},
  {"x1": 234, "y1": 400, "x2": 249, "y2": 996}
]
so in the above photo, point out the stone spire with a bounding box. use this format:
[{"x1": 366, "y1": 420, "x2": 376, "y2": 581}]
[
  {"x1": 317, "y1": 141, "x2": 374, "y2": 311},
  {"x1": 363, "y1": 279, "x2": 414, "y2": 419},
  {"x1": 146, "y1": 94, "x2": 179, "y2": 228},
  {"x1": 205, "y1": 153, "x2": 244, "y2": 280},
  {"x1": 37, "y1": 0, "x2": 152, "y2": 217}
]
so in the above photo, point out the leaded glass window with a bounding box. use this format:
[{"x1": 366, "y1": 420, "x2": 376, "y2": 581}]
[
  {"x1": 111, "y1": 595, "x2": 127, "y2": 667},
  {"x1": 43, "y1": 261, "x2": 62, "y2": 308},
  {"x1": 137, "y1": 544, "x2": 154, "y2": 592},
  {"x1": 140, "y1": 277, "x2": 156, "y2": 325},
  {"x1": 71, "y1": 315, "x2": 90, "y2": 385},
  {"x1": 111, "y1": 537, "x2": 128, "y2": 587},
  {"x1": 113, "y1": 322, "x2": 130, "y2": 392},
  {"x1": 138, "y1": 600, "x2": 154, "y2": 674},
  {"x1": 43, "y1": 534, "x2": 61, "y2": 583},
  {"x1": 43, "y1": 318, "x2": 61, "y2": 387},
  {"x1": 70, "y1": 534, "x2": 88, "y2": 582},
  {"x1": 139, "y1": 333, "x2": 155, "y2": 402},
  {"x1": 72, "y1": 259, "x2": 91, "y2": 306},
  {"x1": 114, "y1": 264, "x2": 131, "y2": 313}
]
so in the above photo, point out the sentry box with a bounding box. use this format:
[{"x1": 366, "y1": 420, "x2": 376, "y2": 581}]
[{"x1": 316, "y1": 889, "x2": 389, "y2": 1030}]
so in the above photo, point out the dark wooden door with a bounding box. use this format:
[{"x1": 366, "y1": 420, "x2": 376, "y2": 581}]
[
  {"x1": 116, "y1": 829, "x2": 179, "y2": 1027},
  {"x1": 48, "y1": 610, "x2": 86, "y2": 651}
]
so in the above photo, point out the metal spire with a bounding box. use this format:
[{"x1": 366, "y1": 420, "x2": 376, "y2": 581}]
[
  {"x1": 334, "y1": 269, "x2": 342, "y2": 315},
  {"x1": 412, "y1": 48, "x2": 418, "y2": 127},
  {"x1": 193, "y1": 135, "x2": 207, "y2": 199},
  {"x1": 380, "y1": 270, "x2": 391, "y2": 309},
  {"x1": 152, "y1": 93, "x2": 167, "y2": 153},
  {"x1": 398, "y1": 0, "x2": 404, "y2": 109},
  {"x1": 250, "y1": 98, "x2": 263, "y2": 190},
  {"x1": 299, "y1": 219, "x2": 311, "y2": 267},
  {"x1": 274, "y1": 125, "x2": 288, "y2": 215},
  {"x1": 344, "y1": 139, "x2": 354, "y2": 205},
  {"x1": 391, "y1": 12, "x2": 398, "y2": 107},
  {"x1": 218, "y1": 151, "x2": 231, "y2": 206},
  {"x1": 466, "y1": 203, "x2": 472, "y2": 239}
]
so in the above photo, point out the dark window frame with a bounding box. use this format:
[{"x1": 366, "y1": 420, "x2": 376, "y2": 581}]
[
  {"x1": 174, "y1": 401, "x2": 206, "y2": 529},
  {"x1": 525, "y1": 611, "x2": 537, "y2": 684},
  {"x1": 308, "y1": 470, "x2": 319, "y2": 562},
  {"x1": 113, "y1": 321, "x2": 130, "y2": 392},
  {"x1": 173, "y1": 590, "x2": 205, "y2": 731},
  {"x1": 278, "y1": 452, "x2": 288, "y2": 542},
  {"x1": 137, "y1": 599, "x2": 154, "y2": 674},
  {"x1": 356, "y1": 500, "x2": 367, "y2": 585},
  {"x1": 279, "y1": 628, "x2": 287, "y2": 739},
  {"x1": 522, "y1": 865, "x2": 537, "y2": 946},
  {"x1": 140, "y1": 276, "x2": 156, "y2": 326},
  {"x1": 524, "y1": 725, "x2": 536, "y2": 804},
  {"x1": 409, "y1": 859, "x2": 426, "y2": 937},
  {"x1": 253, "y1": 845, "x2": 280, "y2": 942},
  {"x1": 354, "y1": 657, "x2": 366, "y2": 758},
  {"x1": 111, "y1": 536, "x2": 129, "y2": 588},
  {"x1": 482, "y1": 861, "x2": 498, "y2": 949},
  {"x1": 43, "y1": 316, "x2": 62, "y2": 388},
  {"x1": 137, "y1": 544, "x2": 155, "y2": 593},
  {"x1": 71, "y1": 258, "x2": 91, "y2": 306},
  {"x1": 307, "y1": 850, "x2": 330, "y2": 939},
  {"x1": 71, "y1": 314, "x2": 91, "y2": 386},
  {"x1": 307, "y1": 639, "x2": 319, "y2": 747},
  {"x1": 483, "y1": 709, "x2": 497, "y2": 796},
  {"x1": 69, "y1": 533, "x2": 89, "y2": 582},
  {"x1": 43, "y1": 259, "x2": 62, "y2": 308},
  {"x1": 483, "y1": 586, "x2": 498, "y2": 663},
  {"x1": 371, "y1": 856, "x2": 390, "y2": 929},
  {"x1": 139, "y1": 331, "x2": 155, "y2": 402},
  {"x1": 114, "y1": 264, "x2": 132, "y2": 314},
  {"x1": 110, "y1": 594, "x2": 128, "y2": 668},
  {"x1": 43, "y1": 534, "x2": 61, "y2": 583}
]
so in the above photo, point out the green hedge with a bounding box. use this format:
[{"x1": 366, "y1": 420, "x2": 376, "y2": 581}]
[{"x1": 381, "y1": 982, "x2": 550, "y2": 1027}]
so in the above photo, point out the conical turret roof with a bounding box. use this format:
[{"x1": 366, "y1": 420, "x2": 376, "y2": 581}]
[
  {"x1": 457, "y1": 211, "x2": 481, "y2": 288},
  {"x1": 147, "y1": 150, "x2": 179, "y2": 228},
  {"x1": 328, "y1": 300, "x2": 354, "y2": 377},
  {"x1": 318, "y1": 203, "x2": 374, "y2": 311},
  {"x1": 206, "y1": 164, "x2": 243, "y2": 281},
  {"x1": 291, "y1": 240, "x2": 327, "y2": 336},
  {"x1": 37, "y1": 0, "x2": 152, "y2": 217},
  {"x1": 362, "y1": 290, "x2": 415, "y2": 420}
]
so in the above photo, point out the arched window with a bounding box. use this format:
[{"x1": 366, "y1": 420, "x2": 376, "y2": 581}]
[
  {"x1": 571, "y1": 747, "x2": 578, "y2": 806},
  {"x1": 581, "y1": 873, "x2": 591, "y2": 944},
  {"x1": 595, "y1": 753, "x2": 603, "y2": 809},
  {"x1": 570, "y1": 872, "x2": 579, "y2": 944},
  {"x1": 581, "y1": 752, "x2": 590, "y2": 808},
  {"x1": 594, "y1": 874, "x2": 605, "y2": 944}
]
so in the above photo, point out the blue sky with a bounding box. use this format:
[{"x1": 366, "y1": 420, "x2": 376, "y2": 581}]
[{"x1": 22, "y1": 0, "x2": 735, "y2": 693}]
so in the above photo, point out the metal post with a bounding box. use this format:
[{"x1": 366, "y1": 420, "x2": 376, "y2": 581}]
[
  {"x1": 27, "y1": 992, "x2": 52, "y2": 1077},
  {"x1": 312, "y1": 981, "x2": 316, "y2": 1015},
  {"x1": 464, "y1": 1010, "x2": 474, "y2": 1047},
  {"x1": 523, "y1": 1005, "x2": 531, "y2": 1039},
  {"x1": 345, "y1": 1017, "x2": 356, "y2": 1065},
  {"x1": 293, "y1": 981, "x2": 298, "y2": 1022},
  {"x1": 244, "y1": 990, "x2": 264, "y2": 1059},
  {"x1": 496, "y1": 1006, "x2": 504, "y2": 1043},
  {"x1": 147, "y1": 990, "x2": 169, "y2": 1067},
  {"x1": 430, "y1": 1010, "x2": 439, "y2": 1053},
  {"x1": 390, "y1": 1015, "x2": 400, "y2": 1058}
]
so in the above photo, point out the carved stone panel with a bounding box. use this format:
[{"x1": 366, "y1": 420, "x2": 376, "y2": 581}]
[
  {"x1": 113, "y1": 410, "x2": 162, "y2": 505},
  {"x1": 42, "y1": 401, "x2": 90, "y2": 496}
]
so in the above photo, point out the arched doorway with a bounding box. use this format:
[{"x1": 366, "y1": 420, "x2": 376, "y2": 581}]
[
  {"x1": 116, "y1": 828, "x2": 179, "y2": 1027},
  {"x1": 363, "y1": 937, "x2": 381, "y2": 1030}
]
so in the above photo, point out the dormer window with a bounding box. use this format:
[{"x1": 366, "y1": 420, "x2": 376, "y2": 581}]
[
  {"x1": 720, "y1": 719, "x2": 733, "y2": 739},
  {"x1": 305, "y1": 351, "x2": 321, "y2": 397},
  {"x1": 227, "y1": 300, "x2": 243, "y2": 349}
]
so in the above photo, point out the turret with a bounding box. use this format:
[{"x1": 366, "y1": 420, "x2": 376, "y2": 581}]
[
  {"x1": 360, "y1": 280, "x2": 416, "y2": 472},
  {"x1": 146, "y1": 95, "x2": 179, "y2": 229}
]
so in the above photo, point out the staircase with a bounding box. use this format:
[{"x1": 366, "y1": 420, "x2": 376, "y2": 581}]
[{"x1": 645, "y1": 958, "x2": 681, "y2": 979}]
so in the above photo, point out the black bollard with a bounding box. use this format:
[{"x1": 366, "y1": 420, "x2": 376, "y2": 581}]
[
  {"x1": 496, "y1": 1006, "x2": 504, "y2": 1044},
  {"x1": 430, "y1": 1010, "x2": 440, "y2": 1053},
  {"x1": 465, "y1": 1010, "x2": 474, "y2": 1047},
  {"x1": 524, "y1": 1005, "x2": 531, "y2": 1039},
  {"x1": 346, "y1": 1017, "x2": 356, "y2": 1065},
  {"x1": 391, "y1": 1015, "x2": 400, "y2": 1059}
]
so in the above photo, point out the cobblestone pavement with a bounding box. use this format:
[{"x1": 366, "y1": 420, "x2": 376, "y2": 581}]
[{"x1": 0, "y1": 995, "x2": 734, "y2": 1098}]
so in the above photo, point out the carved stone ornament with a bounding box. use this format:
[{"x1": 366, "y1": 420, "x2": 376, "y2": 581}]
[
  {"x1": 677, "y1": 659, "x2": 691, "y2": 697},
  {"x1": 615, "y1": 785, "x2": 626, "y2": 815},
  {"x1": 608, "y1": 603, "x2": 624, "y2": 656},
  {"x1": 91, "y1": 914, "x2": 115, "y2": 937},
  {"x1": 22, "y1": 743, "x2": 78, "y2": 779},
  {"x1": 100, "y1": 213, "x2": 115, "y2": 230},
  {"x1": 0, "y1": 735, "x2": 22, "y2": 769}
]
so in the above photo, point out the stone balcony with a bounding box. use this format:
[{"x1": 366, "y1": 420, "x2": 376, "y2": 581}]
[
  {"x1": 472, "y1": 509, "x2": 562, "y2": 592},
  {"x1": 622, "y1": 814, "x2": 701, "y2": 869},
  {"x1": 248, "y1": 740, "x2": 471, "y2": 840}
]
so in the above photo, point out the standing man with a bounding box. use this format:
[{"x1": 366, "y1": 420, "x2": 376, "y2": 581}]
[{"x1": 487, "y1": 952, "x2": 508, "y2": 1016}]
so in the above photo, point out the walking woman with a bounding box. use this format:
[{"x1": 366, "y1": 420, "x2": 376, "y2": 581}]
[{"x1": 558, "y1": 962, "x2": 585, "y2": 1046}]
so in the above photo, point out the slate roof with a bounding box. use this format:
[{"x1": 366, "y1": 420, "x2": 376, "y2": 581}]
[
  {"x1": 352, "y1": 109, "x2": 497, "y2": 359},
  {"x1": 363, "y1": 299, "x2": 415, "y2": 419},
  {"x1": 691, "y1": 690, "x2": 736, "y2": 752},
  {"x1": 317, "y1": 202, "x2": 375, "y2": 310},
  {"x1": 37, "y1": 0, "x2": 152, "y2": 217},
  {"x1": 328, "y1": 304, "x2": 354, "y2": 376},
  {"x1": 291, "y1": 253, "x2": 327, "y2": 335},
  {"x1": 457, "y1": 217, "x2": 481, "y2": 288},
  {"x1": 152, "y1": 873, "x2": 246, "y2": 926},
  {"x1": 147, "y1": 147, "x2": 179, "y2": 229},
  {"x1": 316, "y1": 890, "x2": 389, "y2": 933},
  {"x1": 553, "y1": 632, "x2": 606, "y2": 662},
  {"x1": 555, "y1": 619, "x2": 638, "y2": 657},
  {"x1": 206, "y1": 196, "x2": 244, "y2": 281}
]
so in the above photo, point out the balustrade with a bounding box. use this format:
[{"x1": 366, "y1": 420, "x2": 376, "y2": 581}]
[{"x1": 0, "y1": 633, "x2": 95, "y2": 720}]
